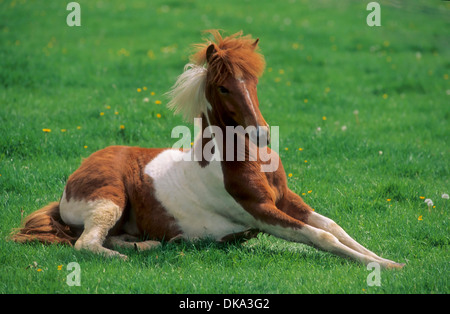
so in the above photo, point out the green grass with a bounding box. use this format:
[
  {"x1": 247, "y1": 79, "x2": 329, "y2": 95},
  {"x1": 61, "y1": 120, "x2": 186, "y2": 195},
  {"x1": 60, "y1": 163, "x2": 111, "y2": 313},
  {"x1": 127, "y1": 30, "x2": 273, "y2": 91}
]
[{"x1": 1, "y1": 0, "x2": 449, "y2": 294}]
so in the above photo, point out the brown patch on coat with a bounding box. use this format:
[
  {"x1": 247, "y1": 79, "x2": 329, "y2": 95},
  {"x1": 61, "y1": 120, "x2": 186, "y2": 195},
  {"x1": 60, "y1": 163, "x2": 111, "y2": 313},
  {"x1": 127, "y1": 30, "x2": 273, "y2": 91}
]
[
  {"x1": 221, "y1": 144, "x2": 312, "y2": 230},
  {"x1": 64, "y1": 146, "x2": 182, "y2": 241}
]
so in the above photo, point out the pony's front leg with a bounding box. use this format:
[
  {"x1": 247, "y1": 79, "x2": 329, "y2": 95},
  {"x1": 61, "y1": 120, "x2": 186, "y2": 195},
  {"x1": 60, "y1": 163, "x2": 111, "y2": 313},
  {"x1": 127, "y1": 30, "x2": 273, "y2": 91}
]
[
  {"x1": 307, "y1": 211, "x2": 403, "y2": 267},
  {"x1": 250, "y1": 203, "x2": 378, "y2": 266},
  {"x1": 277, "y1": 189, "x2": 404, "y2": 269}
]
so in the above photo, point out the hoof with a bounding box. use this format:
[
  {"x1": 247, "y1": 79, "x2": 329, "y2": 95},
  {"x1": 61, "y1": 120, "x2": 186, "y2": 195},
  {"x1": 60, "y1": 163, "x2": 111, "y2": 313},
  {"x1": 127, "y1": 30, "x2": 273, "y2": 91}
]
[
  {"x1": 134, "y1": 240, "x2": 161, "y2": 251},
  {"x1": 385, "y1": 262, "x2": 405, "y2": 269}
]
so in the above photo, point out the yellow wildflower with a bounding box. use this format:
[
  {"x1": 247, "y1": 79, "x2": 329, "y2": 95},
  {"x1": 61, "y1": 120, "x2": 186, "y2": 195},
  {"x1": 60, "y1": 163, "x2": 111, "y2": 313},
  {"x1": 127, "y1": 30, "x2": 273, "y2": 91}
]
[
  {"x1": 137, "y1": 88, "x2": 142, "y2": 92},
  {"x1": 100, "y1": 112, "x2": 105, "y2": 116},
  {"x1": 418, "y1": 215, "x2": 423, "y2": 221},
  {"x1": 155, "y1": 100, "x2": 162, "y2": 105},
  {"x1": 42, "y1": 128, "x2": 51, "y2": 133},
  {"x1": 60, "y1": 129, "x2": 67, "y2": 132},
  {"x1": 147, "y1": 50, "x2": 155, "y2": 59},
  {"x1": 57, "y1": 265, "x2": 63, "y2": 271},
  {"x1": 288, "y1": 173, "x2": 293, "y2": 178},
  {"x1": 120, "y1": 125, "x2": 125, "y2": 130},
  {"x1": 156, "y1": 113, "x2": 161, "y2": 118},
  {"x1": 118, "y1": 48, "x2": 130, "y2": 57}
]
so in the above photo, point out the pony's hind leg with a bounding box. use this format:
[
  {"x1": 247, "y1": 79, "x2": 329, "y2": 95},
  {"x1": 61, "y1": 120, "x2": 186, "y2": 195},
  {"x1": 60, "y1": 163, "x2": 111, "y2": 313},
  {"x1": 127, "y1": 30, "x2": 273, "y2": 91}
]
[
  {"x1": 105, "y1": 234, "x2": 161, "y2": 252},
  {"x1": 74, "y1": 199, "x2": 128, "y2": 260}
]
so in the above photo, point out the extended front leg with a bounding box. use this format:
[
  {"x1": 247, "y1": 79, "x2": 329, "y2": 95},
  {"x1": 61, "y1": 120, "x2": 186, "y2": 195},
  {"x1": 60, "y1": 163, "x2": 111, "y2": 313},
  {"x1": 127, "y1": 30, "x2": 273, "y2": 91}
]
[
  {"x1": 223, "y1": 164, "x2": 403, "y2": 268},
  {"x1": 249, "y1": 204, "x2": 378, "y2": 264},
  {"x1": 277, "y1": 189, "x2": 404, "y2": 268},
  {"x1": 307, "y1": 211, "x2": 403, "y2": 267},
  {"x1": 241, "y1": 200, "x2": 403, "y2": 269}
]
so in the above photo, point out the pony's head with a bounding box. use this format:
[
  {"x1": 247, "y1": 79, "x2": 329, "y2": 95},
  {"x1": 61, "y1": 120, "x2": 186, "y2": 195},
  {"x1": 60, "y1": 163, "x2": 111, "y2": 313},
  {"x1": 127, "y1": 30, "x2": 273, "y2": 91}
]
[{"x1": 167, "y1": 30, "x2": 270, "y2": 147}]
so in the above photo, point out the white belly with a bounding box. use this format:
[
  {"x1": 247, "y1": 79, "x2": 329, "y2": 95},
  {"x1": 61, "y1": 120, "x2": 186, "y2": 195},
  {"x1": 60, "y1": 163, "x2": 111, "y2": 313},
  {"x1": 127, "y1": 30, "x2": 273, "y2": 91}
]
[{"x1": 144, "y1": 149, "x2": 256, "y2": 240}]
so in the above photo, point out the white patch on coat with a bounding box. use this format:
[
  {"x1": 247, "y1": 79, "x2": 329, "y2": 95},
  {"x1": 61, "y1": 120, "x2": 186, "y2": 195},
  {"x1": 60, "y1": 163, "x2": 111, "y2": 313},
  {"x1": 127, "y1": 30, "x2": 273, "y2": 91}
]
[
  {"x1": 237, "y1": 78, "x2": 258, "y2": 125},
  {"x1": 144, "y1": 149, "x2": 257, "y2": 240}
]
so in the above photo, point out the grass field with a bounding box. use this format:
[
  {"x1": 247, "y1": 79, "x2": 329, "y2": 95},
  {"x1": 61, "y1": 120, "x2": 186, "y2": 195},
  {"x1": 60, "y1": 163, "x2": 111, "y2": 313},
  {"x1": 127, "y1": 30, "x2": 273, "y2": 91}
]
[{"x1": 0, "y1": 0, "x2": 449, "y2": 294}]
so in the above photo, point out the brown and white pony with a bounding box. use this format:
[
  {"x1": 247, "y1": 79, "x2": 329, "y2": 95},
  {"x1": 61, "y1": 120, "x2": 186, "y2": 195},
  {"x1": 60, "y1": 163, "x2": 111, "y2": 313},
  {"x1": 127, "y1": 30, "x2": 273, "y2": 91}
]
[{"x1": 12, "y1": 30, "x2": 404, "y2": 269}]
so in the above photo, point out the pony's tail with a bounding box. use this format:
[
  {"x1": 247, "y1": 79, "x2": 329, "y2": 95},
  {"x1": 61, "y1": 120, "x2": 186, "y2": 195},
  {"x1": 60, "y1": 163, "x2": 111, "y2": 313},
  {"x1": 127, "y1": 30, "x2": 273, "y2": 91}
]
[{"x1": 10, "y1": 202, "x2": 78, "y2": 246}]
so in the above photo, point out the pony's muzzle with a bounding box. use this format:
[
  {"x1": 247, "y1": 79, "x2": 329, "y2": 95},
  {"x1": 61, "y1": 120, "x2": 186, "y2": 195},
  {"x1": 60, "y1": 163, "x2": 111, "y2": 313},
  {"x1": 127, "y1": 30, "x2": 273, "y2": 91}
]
[{"x1": 249, "y1": 125, "x2": 270, "y2": 147}]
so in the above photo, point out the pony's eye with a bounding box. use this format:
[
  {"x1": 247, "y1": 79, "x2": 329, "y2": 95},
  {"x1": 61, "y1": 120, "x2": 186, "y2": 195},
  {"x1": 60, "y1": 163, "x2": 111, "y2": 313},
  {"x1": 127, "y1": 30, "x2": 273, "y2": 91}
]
[{"x1": 218, "y1": 86, "x2": 229, "y2": 94}]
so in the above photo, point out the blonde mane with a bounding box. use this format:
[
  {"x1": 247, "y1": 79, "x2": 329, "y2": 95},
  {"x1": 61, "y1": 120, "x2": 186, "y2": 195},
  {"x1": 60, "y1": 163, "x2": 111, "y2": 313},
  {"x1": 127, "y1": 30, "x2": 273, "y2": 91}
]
[
  {"x1": 166, "y1": 30, "x2": 265, "y2": 122},
  {"x1": 166, "y1": 63, "x2": 208, "y2": 122}
]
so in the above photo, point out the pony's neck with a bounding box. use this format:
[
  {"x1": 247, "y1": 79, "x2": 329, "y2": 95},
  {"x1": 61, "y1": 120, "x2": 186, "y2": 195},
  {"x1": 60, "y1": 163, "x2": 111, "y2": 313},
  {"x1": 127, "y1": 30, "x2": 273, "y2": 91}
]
[
  {"x1": 191, "y1": 109, "x2": 258, "y2": 166},
  {"x1": 191, "y1": 112, "x2": 218, "y2": 167}
]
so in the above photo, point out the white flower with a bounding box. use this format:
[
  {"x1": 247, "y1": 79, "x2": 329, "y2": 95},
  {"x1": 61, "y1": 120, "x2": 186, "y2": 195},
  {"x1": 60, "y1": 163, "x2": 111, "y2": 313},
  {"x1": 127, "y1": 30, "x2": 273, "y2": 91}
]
[
  {"x1": 442, "y1": 193, "x2": 449, "y2": 199},
  {"x1": 341, "y1": 125, "x2": 347, "y2": 131},
  {"x1": 424, "y1": 198, "x2": 434, "y2": 212}
]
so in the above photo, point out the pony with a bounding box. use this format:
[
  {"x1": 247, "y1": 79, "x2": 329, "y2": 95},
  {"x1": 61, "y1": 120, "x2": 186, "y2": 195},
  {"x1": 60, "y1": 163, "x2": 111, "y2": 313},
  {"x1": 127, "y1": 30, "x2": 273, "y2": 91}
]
[{"x1": 11, "y1": 30, "x2": 404, "y2": 269}]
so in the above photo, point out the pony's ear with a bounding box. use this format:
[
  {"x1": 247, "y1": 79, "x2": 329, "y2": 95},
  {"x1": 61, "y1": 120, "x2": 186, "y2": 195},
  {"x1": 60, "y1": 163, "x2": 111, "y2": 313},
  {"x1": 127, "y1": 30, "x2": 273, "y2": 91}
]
[
  {"x1": 252, "y1": 38, "x2": 259, "y2": 49},
  {"x1": 206, "y1": 44, "x2": 216, "y2": 64}
]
